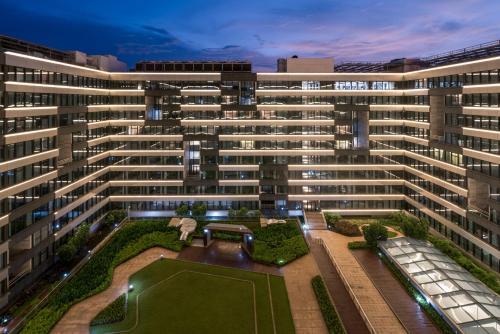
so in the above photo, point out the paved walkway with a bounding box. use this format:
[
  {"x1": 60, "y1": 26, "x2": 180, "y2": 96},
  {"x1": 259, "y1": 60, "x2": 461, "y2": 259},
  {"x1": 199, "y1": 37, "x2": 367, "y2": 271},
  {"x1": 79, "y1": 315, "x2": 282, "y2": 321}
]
[
  {"x1": 307, "y1": 234, "x2": 370, "y2": 334},
  {"x1": 310, "y1": 230, "x2": 406, "y2": 334},
  {"x1": 282, "y1": 254, "x2": 328, "y2": 334},
  {"x1": 353, "y1": 249, "x2": 441, "y2": 334},
  {"x1": 177, "y1": 240, "x2": 281, "y2": 275},
  {"x1": 51, "y1": 247, "x2": 178, "y2": 334}
]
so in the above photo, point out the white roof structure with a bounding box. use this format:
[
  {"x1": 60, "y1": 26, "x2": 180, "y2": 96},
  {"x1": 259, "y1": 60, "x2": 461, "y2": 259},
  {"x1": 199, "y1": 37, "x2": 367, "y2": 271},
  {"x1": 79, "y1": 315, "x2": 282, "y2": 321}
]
[{"x1": 379, "y1": 237, "x2": 500, "y2": 334}]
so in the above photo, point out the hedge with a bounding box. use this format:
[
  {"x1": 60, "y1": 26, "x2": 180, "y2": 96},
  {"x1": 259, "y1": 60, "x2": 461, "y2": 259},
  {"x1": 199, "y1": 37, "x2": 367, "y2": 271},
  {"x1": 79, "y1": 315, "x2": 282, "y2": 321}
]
[
  {"x1": 428, "y1": 235, "x2": 500, "y2": 294},
  {"x1": 90, "y1": 293, "x2": 126, "y2": 326},
  {"x1": 311, "y1": 276, "x2": 345, "y2": 334},
  {"x1": 20, "y1": 221, "x2": 184, "y2": 334},
  {"x1": 253, "y1": 223, "x2": 308, "y2": 266},
  {"x1": 347, "y1": 241, "x2": 370, "y2": 250},
  {"x1": 380, "y1": 255, "x2": 454, "y2": 334}
]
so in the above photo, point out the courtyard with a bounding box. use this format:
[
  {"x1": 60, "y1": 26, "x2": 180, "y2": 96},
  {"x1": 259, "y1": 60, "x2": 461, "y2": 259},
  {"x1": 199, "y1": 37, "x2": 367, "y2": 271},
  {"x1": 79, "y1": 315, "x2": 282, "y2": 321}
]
[{"x1": 91, "y1": 258, "x2": 295, "y2": 334}]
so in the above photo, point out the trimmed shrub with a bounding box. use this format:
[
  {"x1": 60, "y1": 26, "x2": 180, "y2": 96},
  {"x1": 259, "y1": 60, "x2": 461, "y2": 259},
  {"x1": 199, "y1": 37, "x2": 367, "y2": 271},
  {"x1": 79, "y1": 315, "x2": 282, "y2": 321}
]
[
  {"x1": 56, "y1": 243, "x2": 77, "y2": 265},
  {"x1": 21, "y1": 221, "x2": 184, "y2": 334},
  {"x1": 363, "y1": 223, "x2": 388, "y2": 247},
  {"x1": 90, "y1": 294, "x2": 126, "y2": 326},
  {"x1": 324, "y1": 213, "x2": 341, "y2": 227},
  {"x1": 253, "y1": 223, "x2": 308, "y2": 266},
  {"x1": 347, "y1": 241, "x2": 370, "y2": 250},
  {"x1": 391, "y1": 212, "x2": 428, "y2": 239},
  {"x1": 56, "y1": 224, "x2": 91, "y2": 265},
  {"x1": 175, "y1": 204, "x2": 189, "y2": 217},
  {"x1": 311, "y1": 276, "x2": 345, "y2": 334},
  {"x1": 104, "y1": 210, "x2": 126, "y2": 228},
  {"x1": 429, "y1": 235, "x2": 500, "y2": 294},
  {"x1": 192, "y1": 203, "x2": 207, "y2": 217},
  {"x1": 330, "y1": 220, "x2": 361, "y2": 237}
]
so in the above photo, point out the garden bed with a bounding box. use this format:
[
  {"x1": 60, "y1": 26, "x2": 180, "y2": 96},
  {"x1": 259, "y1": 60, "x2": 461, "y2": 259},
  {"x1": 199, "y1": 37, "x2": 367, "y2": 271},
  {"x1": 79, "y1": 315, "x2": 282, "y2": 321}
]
[
  {"x1": 20, "y1": 220, "x2": 185, "y2": 334},
  {"x1": 311, "y1": 275, "x2": 345, "y2": 334},
  {"x1": 252, "y1": 221, "x2": 308, "y2": 266}
]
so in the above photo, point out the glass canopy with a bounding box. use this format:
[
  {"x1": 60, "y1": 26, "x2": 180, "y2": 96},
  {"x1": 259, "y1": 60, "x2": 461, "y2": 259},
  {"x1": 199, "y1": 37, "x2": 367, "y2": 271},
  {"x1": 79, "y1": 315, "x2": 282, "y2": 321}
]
[{"x1": 379, "y1": 237, "x2": 500, "y2": 334}]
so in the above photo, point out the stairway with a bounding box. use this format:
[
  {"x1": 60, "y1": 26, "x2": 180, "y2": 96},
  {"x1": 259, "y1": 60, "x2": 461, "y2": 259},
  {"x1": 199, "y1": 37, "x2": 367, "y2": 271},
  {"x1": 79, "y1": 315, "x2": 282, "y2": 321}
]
[{"x1": 304, "y1": 211, "x2": 328, "y2": 230}]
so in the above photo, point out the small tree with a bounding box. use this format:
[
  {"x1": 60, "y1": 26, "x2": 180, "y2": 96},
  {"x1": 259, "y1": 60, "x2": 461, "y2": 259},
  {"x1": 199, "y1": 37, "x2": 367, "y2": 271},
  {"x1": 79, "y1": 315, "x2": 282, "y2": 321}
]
[
  {"x1": 192, "y1": 203, "x2": 207, "y2": 217},
  {"x1": 238, "y1": 207, "x2": 248, "y2": 217},
  {"x1": 57, "y1": 243, "x2": 77, "y2": 265},
  {"x1": 73, "y1": 224, "x2": 90, "y2": 249},
  {"x1": 363, "y1": 223, "x2": 388, "y2": 247},
  {"x1": 104, "y1": 209, "x2": 126, "y2": 228},
  {"x1": 324, "y1": 213, "x2": 341, "y2": 229},
  {"x1": 400, "y1": 216, "x2": 429, "y2": 239},
  {"x1": 175, "y1": 204, "x2": 189, "y2": 217}
]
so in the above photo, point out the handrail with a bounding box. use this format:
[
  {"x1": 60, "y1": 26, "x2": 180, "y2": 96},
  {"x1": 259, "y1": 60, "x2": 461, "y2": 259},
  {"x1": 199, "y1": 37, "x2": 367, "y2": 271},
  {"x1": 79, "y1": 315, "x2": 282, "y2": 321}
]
[
  {"x1": 8, "y1": 216, "x2": 129, "y2": 334},
  {"x1": 315, "y1": 237, "x2": 377, "y2": 334}
]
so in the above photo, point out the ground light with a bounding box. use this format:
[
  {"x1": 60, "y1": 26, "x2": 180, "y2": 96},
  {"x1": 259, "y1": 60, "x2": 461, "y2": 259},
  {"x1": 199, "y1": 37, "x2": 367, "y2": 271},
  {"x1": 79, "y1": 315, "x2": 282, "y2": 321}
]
[
  {"x1": 62, "y1": 272, "x2": 68, "y2": 279},
  {"x1": 128, "y1": 284, "x2": 134, "y2": 292}
]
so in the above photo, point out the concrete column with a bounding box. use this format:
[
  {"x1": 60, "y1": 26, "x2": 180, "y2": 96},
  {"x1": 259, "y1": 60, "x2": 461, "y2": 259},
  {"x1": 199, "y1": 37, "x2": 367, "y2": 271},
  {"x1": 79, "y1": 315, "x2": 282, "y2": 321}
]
[{"x1": 429, "y1": 95, "x2": 445, "y2": 141}]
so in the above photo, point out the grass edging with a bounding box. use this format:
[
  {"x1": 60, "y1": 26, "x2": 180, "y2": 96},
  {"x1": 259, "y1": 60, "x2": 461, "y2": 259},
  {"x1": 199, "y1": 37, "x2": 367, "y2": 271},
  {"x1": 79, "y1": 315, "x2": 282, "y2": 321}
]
[
  {"x1": 20, "y1": 221, "x2": 185, "y2": 334},
  {"x1": 311, "y1": 275, "x2": 345, "y2": 334},
  {"x1": 379, "y1": 253, "x2": 454, "y2": 334},
  {"x1": 90, "y1": 293, "x2": 127, "y2": 326}
]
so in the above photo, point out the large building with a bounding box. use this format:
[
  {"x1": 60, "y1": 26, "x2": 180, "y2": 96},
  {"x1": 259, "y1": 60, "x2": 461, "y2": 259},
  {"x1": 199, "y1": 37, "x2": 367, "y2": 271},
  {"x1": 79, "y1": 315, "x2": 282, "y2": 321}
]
[{"x1": 1, "y1": 36, "x2": 500, "y2": 308}]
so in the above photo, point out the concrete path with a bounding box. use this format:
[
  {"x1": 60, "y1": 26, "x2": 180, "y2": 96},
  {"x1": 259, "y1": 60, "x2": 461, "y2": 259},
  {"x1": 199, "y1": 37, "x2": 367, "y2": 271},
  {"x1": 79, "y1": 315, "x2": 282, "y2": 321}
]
[
  {"x1": 307, "y1": 234, "x2": 370, "y2": 334},
  {"x1": 310, "y1": 230, "x2": 407, "y2": 334},
  {"x1": 51, "y1": 247, "x2": 178, "y2": 334},
  {"x1": 282, "y1": 254, "x2": 328, "y2": 334}
]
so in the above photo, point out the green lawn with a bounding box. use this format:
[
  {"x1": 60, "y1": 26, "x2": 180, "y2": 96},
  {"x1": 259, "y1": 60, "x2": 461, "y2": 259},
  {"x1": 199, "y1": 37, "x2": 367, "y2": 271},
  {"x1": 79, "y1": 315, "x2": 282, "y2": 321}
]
[{"x1": 91, "y1": 259, "x2": 295, "y2": 334}]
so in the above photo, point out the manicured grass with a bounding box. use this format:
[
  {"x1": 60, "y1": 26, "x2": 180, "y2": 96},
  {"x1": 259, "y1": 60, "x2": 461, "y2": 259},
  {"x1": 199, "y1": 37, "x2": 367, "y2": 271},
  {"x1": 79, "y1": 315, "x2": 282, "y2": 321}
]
[
  {"x1": 21, "y1": 221, "x2": 185, "y2": 334},
  {"x1": 91, "y1": 259, "x2": 295, "y2": 334}
]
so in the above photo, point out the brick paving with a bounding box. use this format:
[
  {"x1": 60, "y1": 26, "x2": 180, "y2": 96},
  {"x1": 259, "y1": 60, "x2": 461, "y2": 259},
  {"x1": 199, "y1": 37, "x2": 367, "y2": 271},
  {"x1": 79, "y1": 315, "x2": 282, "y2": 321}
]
[
  {"x1": 352, "y1": 249, "x2": 441, "y2": 334},
  {"x1": 282, "y1": 254, "x2": 329, "y2": 334}
]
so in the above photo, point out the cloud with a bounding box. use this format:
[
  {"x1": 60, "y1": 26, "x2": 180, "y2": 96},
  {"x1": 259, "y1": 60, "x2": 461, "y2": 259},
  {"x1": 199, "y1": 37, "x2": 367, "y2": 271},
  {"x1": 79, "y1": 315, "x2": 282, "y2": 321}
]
[{"x1": 0, "y1": 0, "x2": 499, "y2": 71}]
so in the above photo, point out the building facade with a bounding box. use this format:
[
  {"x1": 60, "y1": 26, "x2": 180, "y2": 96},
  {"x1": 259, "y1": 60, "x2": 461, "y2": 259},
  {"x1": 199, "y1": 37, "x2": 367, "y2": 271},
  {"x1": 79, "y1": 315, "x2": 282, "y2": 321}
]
[{"x1": 1, "y1": 37, "x2": 500, "y2": 307}]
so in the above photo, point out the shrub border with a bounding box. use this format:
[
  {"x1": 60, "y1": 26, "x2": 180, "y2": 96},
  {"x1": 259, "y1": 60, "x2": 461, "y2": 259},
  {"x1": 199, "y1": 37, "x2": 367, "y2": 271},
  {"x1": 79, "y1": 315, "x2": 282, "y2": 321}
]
[
  {"x1": 90, "y1": 293, "x2": 127, "y2": 327},
  {"x1": 311, "y1": 275, "x2": 345, "y2": 334}
]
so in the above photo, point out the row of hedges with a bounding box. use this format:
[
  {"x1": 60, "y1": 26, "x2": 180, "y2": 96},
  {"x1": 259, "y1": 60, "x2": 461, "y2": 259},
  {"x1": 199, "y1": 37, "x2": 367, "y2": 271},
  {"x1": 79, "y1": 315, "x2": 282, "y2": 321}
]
[
  {"x1": 90, "y1": 293, "x2": 126, "y2": 326},
  {"x1": 380, "y1": 255, "x2": 454, "y2": 334},
  {"x1": 311, "y1": 276, "x2": 345, "y2": 334},
  {"x1": 253, "y1": 223, "x2": 308, "y2": 266},
  {"x1": 428, "y1": 235, "x2": 500, "y2": 294},
  {"x1": 21, "y1": 221, "x2": 185, "y2": 334},
  {"x1": 347, "y1": 241, "x2": 370, "y2": 250}
]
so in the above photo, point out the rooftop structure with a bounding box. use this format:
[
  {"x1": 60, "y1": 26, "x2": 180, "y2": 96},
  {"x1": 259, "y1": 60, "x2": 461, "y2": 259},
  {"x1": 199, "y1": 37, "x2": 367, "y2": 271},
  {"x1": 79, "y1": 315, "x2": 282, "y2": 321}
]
[
  {"x1": 380, "y1": 237, "x2": 500, "y2": 334},
  {"x1": 335, "y1": 39, "x2": 500, "y2": 73}
]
